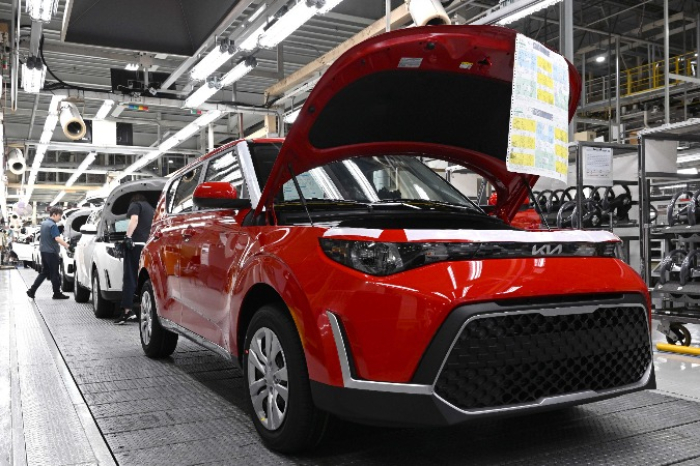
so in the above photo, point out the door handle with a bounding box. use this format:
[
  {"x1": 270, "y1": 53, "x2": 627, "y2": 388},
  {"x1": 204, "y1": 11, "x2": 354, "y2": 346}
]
[{"x1": 182, "y1": 228, "x2": 197, "y2": 238}]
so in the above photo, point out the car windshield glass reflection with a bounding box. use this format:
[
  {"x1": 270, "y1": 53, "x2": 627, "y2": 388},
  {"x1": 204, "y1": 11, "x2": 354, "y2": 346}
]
[{"x1": 278, "y1": 155, "x2": 482, "y2": 213}]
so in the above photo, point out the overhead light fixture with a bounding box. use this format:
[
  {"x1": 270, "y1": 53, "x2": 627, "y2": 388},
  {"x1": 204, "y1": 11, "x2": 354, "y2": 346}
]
[
  {"x1": 95, "y1": 100, "x2": 115, "y2": 120},
  {"x1": 184, "y1": 58, "x2": 257, "y2": 108},
  {"x1": 595, "y1": 56, "x2": 606, "y2": 63},
  {"x1": 247, "y1": 3, "x2": 267, "y2": 23},
  {"x1": 471, "y1": 0, "x2": 563, "y2": 26},
  {"x1": 284, "y1": 108, "x2": 301, "y2": 123},
  {"x1": 678, "y1": 153, "x2": 700, "y2": 163},
  {"x1": 21, "y1": 57, "x2": 46, "y2": 93},
  {"x1": 118, "y1": 111, "x2": 224, "y2": 180},
  {"x1": 26, "y1": 0, "x2": 59, "y2": 22},
  {"x1": 24, "y1": 144, "x2": 48, "y2": 200},
  {"x1": 190, "y1": 39, "x2": 235, "y2": 82},
  {"x1": 65, "y1": 152, "x2": 97, "y2": 187},
  {"x1": 258, "y1": 0, "x2": 320, "y2": 49},
  {"x1": 679, "y1": 168, "x2": 699, "y2": 175},
  {"x1": 317, "y1": 0, "x2": 344, "y2": 14},
  {"x1": 125, "y1": 63, "x2": 139, "y2": 71},
  {"x1": 50, "y1": 190, "x2": 65, "y2": 206}
]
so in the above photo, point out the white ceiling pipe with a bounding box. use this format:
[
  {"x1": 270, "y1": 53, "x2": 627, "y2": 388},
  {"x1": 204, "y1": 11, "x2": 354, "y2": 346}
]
[
  {"x1": 7, "y1": 148, "x2": 26, "y2": 175},
  {"x1": 405, "y1": 0, "x2": 451, "y2": 26}
]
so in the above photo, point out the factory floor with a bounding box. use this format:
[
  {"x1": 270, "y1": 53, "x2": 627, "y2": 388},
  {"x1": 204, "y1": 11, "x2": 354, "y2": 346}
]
[{"x1": 2, "y1": 267, "x2": 700, "y2": 466}]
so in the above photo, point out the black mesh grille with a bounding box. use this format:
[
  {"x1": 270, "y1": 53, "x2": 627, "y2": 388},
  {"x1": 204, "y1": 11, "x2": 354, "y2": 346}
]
[{"x1": 434, "y1": 306, "x2": 651, "y2": 411}]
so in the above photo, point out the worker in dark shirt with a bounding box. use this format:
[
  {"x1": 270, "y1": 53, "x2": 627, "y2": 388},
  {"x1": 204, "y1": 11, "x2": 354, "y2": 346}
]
[
  {"x1": 114, "y1": 194, "x2": 155, "y2": 324},
  {"x1": 27, "y1": 207, "x2": 70, "y2": 299}
]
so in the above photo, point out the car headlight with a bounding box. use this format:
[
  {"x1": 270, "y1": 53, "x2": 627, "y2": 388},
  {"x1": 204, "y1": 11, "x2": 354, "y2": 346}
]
[{"x1": 319, "y1": 239, "x2": 618, "y2": 276}]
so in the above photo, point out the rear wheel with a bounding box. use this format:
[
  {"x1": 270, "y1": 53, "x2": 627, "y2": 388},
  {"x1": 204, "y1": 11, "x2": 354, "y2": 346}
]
[
  {"x1": 243, "y1": 304, "x2": 331, "y2": 453},
  {"x1": 91, "y1": 271, "x2": 113, "y2": 318},
  {"x1": 140, "y1": 280, "x2": 178, "y2": 358}
]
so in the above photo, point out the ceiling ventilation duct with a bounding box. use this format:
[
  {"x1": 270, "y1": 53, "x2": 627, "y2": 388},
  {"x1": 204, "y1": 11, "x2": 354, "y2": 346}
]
[
  {"x1": 59, "y1": 101, "x2": 87, "y2": 140},
  {"x1": 406, "y1": 0, "x2": 451, "y2": 26},
  {"x1": 7, "y1": 148, "x2": 26, "y2": 175}
]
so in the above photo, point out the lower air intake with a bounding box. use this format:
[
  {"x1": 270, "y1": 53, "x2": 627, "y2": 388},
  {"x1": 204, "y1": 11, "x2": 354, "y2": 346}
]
[{"x1": 435, "y1": 306, "x2": 651, "y2": 411}]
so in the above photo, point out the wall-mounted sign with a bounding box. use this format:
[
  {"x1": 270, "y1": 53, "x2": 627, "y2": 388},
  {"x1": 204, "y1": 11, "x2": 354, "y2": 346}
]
[{"x1": 582, "y1": 146, "x2": 614, "y2": 186}]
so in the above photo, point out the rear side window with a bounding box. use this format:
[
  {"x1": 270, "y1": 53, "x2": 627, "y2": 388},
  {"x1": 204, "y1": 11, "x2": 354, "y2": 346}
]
[
  {"x1": 204, "y1": 150, "x2": 247, "y2": 198},
  {"x1": 169, "y1": 166, "x2": 203, "y2": 214}
]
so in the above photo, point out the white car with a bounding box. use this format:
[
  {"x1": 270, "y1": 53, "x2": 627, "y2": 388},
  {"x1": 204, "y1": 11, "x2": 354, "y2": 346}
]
[
  {"x1": 31, "y1": 233, "x2": 42, "y2": 271},
  {"x1": 58, "y1": 208, "x2": 93, "y2": 292},
  {"x1": 73, "y1": 179, "x2": 165, "y2": 317}
]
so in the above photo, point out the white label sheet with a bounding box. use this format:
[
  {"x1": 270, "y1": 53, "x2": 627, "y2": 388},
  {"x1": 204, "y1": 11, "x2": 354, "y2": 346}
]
[{"x1": 506, "y1": 34, "x2": 571, "y2": 182}]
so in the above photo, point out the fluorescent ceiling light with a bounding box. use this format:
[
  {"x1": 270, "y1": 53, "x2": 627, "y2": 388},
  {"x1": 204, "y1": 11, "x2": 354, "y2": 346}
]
[
  {"x1": 317, "y1": 0, "x2": 344, "y2": 14},
  {"x1": 595, "y1": 56, "x2": 606, "y2": 63},
  {"x1": 65, "y1": 152, "x2": 97, "y2": 187},
  {"x1": 284, "y1": 108, "x2": 301, "y2": 123},
  {"x1": 221, "y1": 57, "x2": 257, "y2": 86},
  {"x1": 50, "y1": 190, "x2": 66, "y2": 206},
  {"x1": 21, "y1": 59, "x2": 46, "y2": 93},
  {"x1": 125, "y1": 63, "x2": 139, "y2": 71},
  {"x1": 184, "y1": 84, "x2": 218, "y2": 109},
  {"x1": 184, "y1": 59, "x2": 256, "y2": 108},
  {"x1": 95, "y1": 100, "x2": 115, "y2": 120},
  {"x1": 194, "y1": 110, "x2": 224, "y2": 127},
  {"x1": 158, "y1": 138, "x2": 179, "y2": 153},
  {"x1": 26, "y1": 0, "x2": 59, "y2": 22},
  {"x1": 39, "y1": 113, "x2": 59, "y2": 144},
  {"x1": 247, "y1": 3, "x2": 267, "y2": 23},
  {"x1": 258, "y1": 0, "x2": 319, "y2": 49},
  {"x1": 190, "y1": 41, "x2": 234, "y2": 82},
  {"x1": 172, "y1": 122, "x2": 201, "y2": 142},
  {"x1": 678, "y1": 153, "x2": 700, "y2": 163},
  {"x1": 678, "y1": 168, "x2": 699, "y2": 175},
  {"x1": 496, "y1": 0, "x2": 562, "y2": 25}
]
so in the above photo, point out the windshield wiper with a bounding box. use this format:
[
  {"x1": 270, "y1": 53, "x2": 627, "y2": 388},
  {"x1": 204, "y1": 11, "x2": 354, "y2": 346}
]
[{"x1": 369, "y1": 199, "x2": 481, "y2": 213}]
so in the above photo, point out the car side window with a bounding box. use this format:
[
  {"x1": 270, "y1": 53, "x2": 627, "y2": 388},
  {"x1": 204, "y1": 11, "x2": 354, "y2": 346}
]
[
  {"x1": 171, "y1": 166, "x2": 203, "y2": 214},
  {"x1": 204, "y1": 150, "x2": 249, "y2": 199}
]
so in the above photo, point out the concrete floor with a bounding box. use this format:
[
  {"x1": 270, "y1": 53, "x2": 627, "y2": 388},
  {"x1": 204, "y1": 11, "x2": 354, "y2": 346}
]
[{"x1": 3, "y1": 266, "x2": 700, "y2": 465}]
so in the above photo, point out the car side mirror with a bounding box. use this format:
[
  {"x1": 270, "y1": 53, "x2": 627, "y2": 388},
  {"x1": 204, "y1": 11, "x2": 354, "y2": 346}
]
[
  {"x1": 80, "y1": 224, "x2": 97, "y2": 234},
  {"x1": 193, "y1": 182, "x2": 252, "y2": 209}
]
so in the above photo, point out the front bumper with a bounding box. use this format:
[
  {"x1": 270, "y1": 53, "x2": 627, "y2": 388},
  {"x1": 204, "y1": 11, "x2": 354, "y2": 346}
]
[{"x1": 314, "y1": 293, "x2": 655, "y2": 427}]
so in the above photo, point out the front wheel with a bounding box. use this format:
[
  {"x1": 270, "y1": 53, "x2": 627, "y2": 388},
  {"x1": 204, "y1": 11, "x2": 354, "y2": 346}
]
[
  {"x1": 140, "y1": 280, "x2": 178, "y2": 358},
  {"x1": 61, "y1": 265, "x2": 73, "y2": 292},
  {"x1": 91, "y1": 271, "x2": 113, "y2": 318},
  {"x1": 243, "y1": 304, "x2": 331, "y2": 453}
]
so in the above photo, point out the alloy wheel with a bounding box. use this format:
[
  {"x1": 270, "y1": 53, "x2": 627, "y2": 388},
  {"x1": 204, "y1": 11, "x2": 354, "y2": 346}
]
[
  {"x1": 140, "y1": 289, "x2": 153, "y2": 345},
  {"x1": 247, "y1": 326, "x2": 289, "y2": 431},
  {"x1": 91, "y1": 274, "x2": 99, "y2": 309}
]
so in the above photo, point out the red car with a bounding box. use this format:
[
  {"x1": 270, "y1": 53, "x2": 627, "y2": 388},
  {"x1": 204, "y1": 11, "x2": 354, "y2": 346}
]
[{"x1": 138, "y1": 25, "x2": 654, "y2": 453}]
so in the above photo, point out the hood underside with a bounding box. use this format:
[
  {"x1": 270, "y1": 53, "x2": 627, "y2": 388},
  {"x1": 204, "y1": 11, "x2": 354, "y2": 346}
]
[{"x1": 260, "y1": 25, "x2": 581, "y2": 221}]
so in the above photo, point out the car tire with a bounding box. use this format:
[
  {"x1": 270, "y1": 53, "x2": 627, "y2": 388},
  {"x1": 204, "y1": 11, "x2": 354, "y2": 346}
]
[
  {"x1": 74, "y1": 273, "x2": 90, "y2": 302},
  {"x1": 139, "y1": 280, "x2": 178, "y2": 358},
  {"x1": 61, "y1": 265, "x2": 73, "y2": 292},
  {"x1": 91, "y1": 270, "x2": 113, "y2": 318},
  {"x1": 243, "y1": 304, "x2": 332, "y2": 453}
]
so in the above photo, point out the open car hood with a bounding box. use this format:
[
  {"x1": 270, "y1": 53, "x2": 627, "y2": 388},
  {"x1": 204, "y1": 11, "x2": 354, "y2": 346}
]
[
  {"x1": 259, "y1": 25, "x2": 581, "y2": 221},
  {"x1": 100, "y1": 178, "x2": 166, "y2": 234}
]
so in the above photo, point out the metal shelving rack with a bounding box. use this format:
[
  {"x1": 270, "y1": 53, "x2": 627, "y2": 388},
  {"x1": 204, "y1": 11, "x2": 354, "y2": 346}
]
[{"x1": 639, "y1": 123, "x2": 700, "y2": 344}]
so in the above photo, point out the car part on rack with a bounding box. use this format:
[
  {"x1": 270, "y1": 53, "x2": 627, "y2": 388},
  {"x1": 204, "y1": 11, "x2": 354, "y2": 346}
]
[
  {"x1": 665, "y1": 322, "x2": 692, "y2": 346},
  {"x1": 547, "y1": 189, "x2": 572, "y2": 214},
  {"x1": 679, "y1": 250, "x2": 700, "y2": 286},
  {"x1": 667, "y1": 191, "x2": 695, "y2": 226},
  {"x1": 601, "y1": 184, "x2": 634, "y2": 223},
  {"x1": 688, "y1": 189, "x2": 700, "y2": 226},
  {"x1": 657, "y1": 249, "x2": 688, "y2": 285}
]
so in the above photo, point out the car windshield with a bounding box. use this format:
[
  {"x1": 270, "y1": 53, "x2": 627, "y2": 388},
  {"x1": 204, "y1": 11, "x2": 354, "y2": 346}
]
[{"x1": 277, "y1": 155, "x2": 481, "y2": 213}]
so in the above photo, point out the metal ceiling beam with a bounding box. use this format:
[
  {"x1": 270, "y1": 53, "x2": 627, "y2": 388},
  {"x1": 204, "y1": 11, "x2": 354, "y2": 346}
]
[
  {"x1": 264, "y1": 3, "x2": 412, "y2": 101},
  {"x1": 24, "y1": 140, "x2": 202, "y2": 156},
  {"x1": 7, "y1": 183, "x2": 101, "y2": 191},
  {"x1": 48, "y1": 89, "x2": 278, "y2": 115},
  {"x1": 37, "y1": 41, "x2": 175, "y2": 69}
]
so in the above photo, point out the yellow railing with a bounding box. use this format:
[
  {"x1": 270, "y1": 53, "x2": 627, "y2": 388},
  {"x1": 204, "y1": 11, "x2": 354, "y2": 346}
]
[{"x1": 585, "y1": 52, "x2": 697, "y2": 104}]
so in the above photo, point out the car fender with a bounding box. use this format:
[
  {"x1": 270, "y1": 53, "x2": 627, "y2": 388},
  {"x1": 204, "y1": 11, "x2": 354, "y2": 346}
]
[{"x1": 233, "y1": 252, "x2": 343, "y2": 386}]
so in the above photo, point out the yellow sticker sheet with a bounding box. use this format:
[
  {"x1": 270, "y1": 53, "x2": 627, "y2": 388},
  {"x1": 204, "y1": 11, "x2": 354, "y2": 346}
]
[{"x1": 506, "y1": 34, "x2": 571, "y2": 182}]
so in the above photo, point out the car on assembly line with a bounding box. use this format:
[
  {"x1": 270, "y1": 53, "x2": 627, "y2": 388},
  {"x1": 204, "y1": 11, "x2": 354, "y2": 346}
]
[
  {"x1": 74, "y1": 179, "x2": 165, "y2": 316},
  {"x1": 58, "y1": 207, "x2": 93, "y2": 292},
  {"x1": 137, "y1": 25, "x2": 654, "y2": 453}
]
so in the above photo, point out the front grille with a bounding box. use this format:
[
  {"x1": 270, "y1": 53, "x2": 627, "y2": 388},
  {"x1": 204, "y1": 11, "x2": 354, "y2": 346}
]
[{"x1": 434, "y1": 306, "x2": 651, "y2": 411}]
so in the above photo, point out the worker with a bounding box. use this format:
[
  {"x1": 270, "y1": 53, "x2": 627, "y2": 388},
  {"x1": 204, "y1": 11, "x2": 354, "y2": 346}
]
[
  {"x1": 26, "y1": 207, "x2": 70, "y2": 299},
  {"x1": 114, "y1": 194, "x2": 154, "y2": 324}
]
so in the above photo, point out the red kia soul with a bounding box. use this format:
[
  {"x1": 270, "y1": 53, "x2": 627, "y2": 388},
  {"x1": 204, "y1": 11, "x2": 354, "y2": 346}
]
[{"x1": 138, "y1": 25, "x2": 654, "y2": 453}]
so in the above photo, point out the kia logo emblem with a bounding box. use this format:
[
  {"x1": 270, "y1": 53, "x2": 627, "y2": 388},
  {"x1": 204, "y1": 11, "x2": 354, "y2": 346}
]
[{"x1": 532, "y1": 244, "x2": 563, "y2": 256}]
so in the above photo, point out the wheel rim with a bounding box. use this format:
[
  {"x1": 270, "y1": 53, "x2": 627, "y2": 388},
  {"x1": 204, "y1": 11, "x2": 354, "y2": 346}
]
[
  {"x1": 247, "y1": 327, "x2": 289, "y2": 431},
  {"x1": 140, "y1": 290, "x2": 152, "y2": 345},
  {"x1": 92, "y1": 274, "x2": 99, "y2": 309}
]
